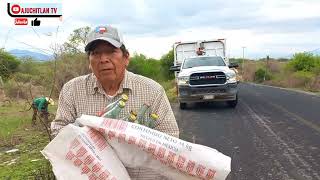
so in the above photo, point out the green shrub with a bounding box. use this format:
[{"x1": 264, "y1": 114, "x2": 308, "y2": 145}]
[
  {"x1": 288, "y1": 53, "x2": 319, "y2": 72},
  {"x1": 254, "y1": 68, "x2": 272, "y2": 82},
  {"x1": 311, "y1": 55, "x2": 320, "y2": 74},
  {"x1": 0, "y1": 49, "x2": 21, "y2": 81},
  {"x1": 128, "y1": 53, "x2": 164, "y2": 81},
  {"x1": 160, "y1": 50, "x2": 175, "y2": 80}
]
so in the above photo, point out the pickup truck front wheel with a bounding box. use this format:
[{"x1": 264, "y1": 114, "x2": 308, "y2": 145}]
[
  {"x1": 227, "y1": 95, "x2": 238, "y2": 108},
  {"x1": 180, "y1": 102, "x2": 187, "y2": 109}
]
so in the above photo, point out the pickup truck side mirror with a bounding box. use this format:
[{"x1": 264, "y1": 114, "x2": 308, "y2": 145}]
[
  {"x1": 228, "y1": 63, "x2": 239, "y2": 68},
  {"x1": 170, "y1": 65, "x2": 181, "y2": 72}
]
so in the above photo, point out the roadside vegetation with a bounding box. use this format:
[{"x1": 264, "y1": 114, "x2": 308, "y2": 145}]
[{"x1": 234, "y1": 53, "x2": 320, "y2": 93}]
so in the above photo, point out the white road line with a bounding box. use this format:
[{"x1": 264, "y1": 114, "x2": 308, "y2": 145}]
[
  {"x1": 242, "y1": 86, "x2": 320, "y2": 134},
  {"x1": 245, "y1": 82, "x2": 320, "y2": 97},
  {"x1": 241, "y1": 101, "x2": 320, "y2": 180}
]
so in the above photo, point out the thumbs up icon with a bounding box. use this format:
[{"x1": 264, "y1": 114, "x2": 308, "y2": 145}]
[{"x1": 31, "y1": 18, "x2": 41, "y2": 26}]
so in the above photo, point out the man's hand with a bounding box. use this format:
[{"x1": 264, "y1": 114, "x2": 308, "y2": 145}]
[{"x1": 72, "y1": 120, "x2": 83, "y2": 127}]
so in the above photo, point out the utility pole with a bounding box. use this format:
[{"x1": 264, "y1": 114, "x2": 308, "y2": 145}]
[
  {"x1": 242, "y1": 47, "x2": 246, "y2": 75},
  {"x1": 264, "y1": 55, "x2": 269, "y2": 81}
]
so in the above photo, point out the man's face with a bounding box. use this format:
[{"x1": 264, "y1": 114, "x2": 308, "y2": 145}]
[{"x1": 89, "y1": 41, "x2": 129, "y2": 83}]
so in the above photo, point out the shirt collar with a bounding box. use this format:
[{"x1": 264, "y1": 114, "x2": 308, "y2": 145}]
[{"x1": 88, "y1": 70, "x2": 133, "y2": 95}]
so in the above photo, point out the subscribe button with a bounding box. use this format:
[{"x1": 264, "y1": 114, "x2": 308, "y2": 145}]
[{"x1": 14, "y1": 18, "x2": 28, "y2": 25}]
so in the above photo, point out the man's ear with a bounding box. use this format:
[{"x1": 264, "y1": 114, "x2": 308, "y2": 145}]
[
  {"x1": 88, "y1": 57, "x2": 92, "y2": 70},
  {"x1": 124, "y1": 53, "x2": 130, "y2": 67}
]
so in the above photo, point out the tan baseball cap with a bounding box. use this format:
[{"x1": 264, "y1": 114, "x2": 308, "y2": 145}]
[{"x1": 85, "y1": 25, "x2": 124, "y2": 51}]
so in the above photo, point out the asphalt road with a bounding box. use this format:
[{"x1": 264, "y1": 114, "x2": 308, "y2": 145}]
[{"x1": 172, "y1": 83, "x2": 320, "y2": 180}]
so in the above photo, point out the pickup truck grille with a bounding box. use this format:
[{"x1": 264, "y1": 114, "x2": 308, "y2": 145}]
[
  {"x1": 189, "y1": 72, "x2": 226, "y2": 85},
  {"x1": 191, "y1": 88, "x2": 226, "y2": 94}
]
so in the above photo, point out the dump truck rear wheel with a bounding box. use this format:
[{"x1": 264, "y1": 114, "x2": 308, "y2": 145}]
[{"x1": 180, "y1": 102, "x2": 187, "y2": 109}]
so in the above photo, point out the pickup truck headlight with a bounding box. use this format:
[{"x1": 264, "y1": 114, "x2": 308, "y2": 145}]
[
  {"x1": 226, "y1": 72, "x2": 237, "y2": 83},
  {"x1": 178, "y1": 76, "x2": 189, "y2": 85}
]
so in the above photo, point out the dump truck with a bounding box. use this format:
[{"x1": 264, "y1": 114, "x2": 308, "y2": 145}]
[{"x1": 170, "y1": 39, "x2": 239, "y2": 109}]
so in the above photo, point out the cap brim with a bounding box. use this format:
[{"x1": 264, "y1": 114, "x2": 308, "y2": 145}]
[{"x1": 85, "y1": 37, "x2": 122, "y2": 51}]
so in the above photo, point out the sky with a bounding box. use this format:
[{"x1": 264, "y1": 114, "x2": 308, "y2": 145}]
[{"x1": 1, "y1": 0, "x2": 320, "y2": 59}]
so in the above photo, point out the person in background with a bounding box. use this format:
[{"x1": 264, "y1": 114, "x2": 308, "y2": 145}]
[{"x1": 32, "y1": 96, "x2": 54, "y2": 125}]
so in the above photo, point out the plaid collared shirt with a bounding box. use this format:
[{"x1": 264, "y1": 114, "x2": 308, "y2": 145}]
[{"x1": 51, "y1": 70, "x2": 179, "y2": 179}]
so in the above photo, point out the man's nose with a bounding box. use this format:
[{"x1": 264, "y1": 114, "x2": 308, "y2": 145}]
[{"x1": 100, "y1": 53, "x2": 111, "y2": 63}]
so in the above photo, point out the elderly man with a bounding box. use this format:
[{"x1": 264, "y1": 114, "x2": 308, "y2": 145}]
[{"x1": 51, "y1": 25, "x2": 179, "y2": 179}]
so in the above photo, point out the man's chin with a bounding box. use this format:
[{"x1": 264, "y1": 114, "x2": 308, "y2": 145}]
[
  {"x1": 98, "y1": 70, "x2": 115, "y2": 76},
  {"x1": 98, "y1": 74, "x2": 116, "y2": 82}
]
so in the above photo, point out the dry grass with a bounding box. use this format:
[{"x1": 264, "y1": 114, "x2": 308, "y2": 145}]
[
  {"x1": 242, "y1": 60, "x2": 260, "y2": 81},
  {"x1": 242, "y1": 60, "x2": 320, "y2": 93},
  {"x1": 267, "y1": 60, "x2": 285, "y2": 73},
  {"x1": 3, "y1": 81, "x2": 46, "y2": 100},
  {"x1": 0, "y1": 89, "x2": 6, "y2": 102},
  {"x1": 308, "y1": 75, "x2": 320, "y2": 92}
]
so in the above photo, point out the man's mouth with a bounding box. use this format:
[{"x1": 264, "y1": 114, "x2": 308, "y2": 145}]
[{"x1": 100, "y1": 68, "x2": 113, "y2": 72}]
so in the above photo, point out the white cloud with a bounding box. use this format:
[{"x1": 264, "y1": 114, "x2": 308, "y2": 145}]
[{"x1": 258, "y1": 0, "x2": 320, "y2": 21}]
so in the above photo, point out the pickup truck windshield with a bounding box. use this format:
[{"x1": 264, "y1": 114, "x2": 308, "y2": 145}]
[{"x1": 182, "y1": 56, "x2": 226, "y2": 69}]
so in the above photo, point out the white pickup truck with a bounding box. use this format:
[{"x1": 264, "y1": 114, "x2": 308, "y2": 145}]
[{"x1": 170, "y1": 39, "x2": 239, "y2": 109}]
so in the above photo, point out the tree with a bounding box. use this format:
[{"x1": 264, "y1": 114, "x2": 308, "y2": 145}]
[
  {"x1": 288, "y1": 53, "x2": 316, "y2": 72},
  {"x1": 0, "y1": 49, "x2": 20, "y2": 81},
  {"x1": 160, "y1": 49, "x2": 175, "y2": 80},
  {"x1": 48, "y1": 26, "x2": 91, "y2": 93},
  {"x1": 62, "y1": 26, "x2": 91, "y2": 54}
]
